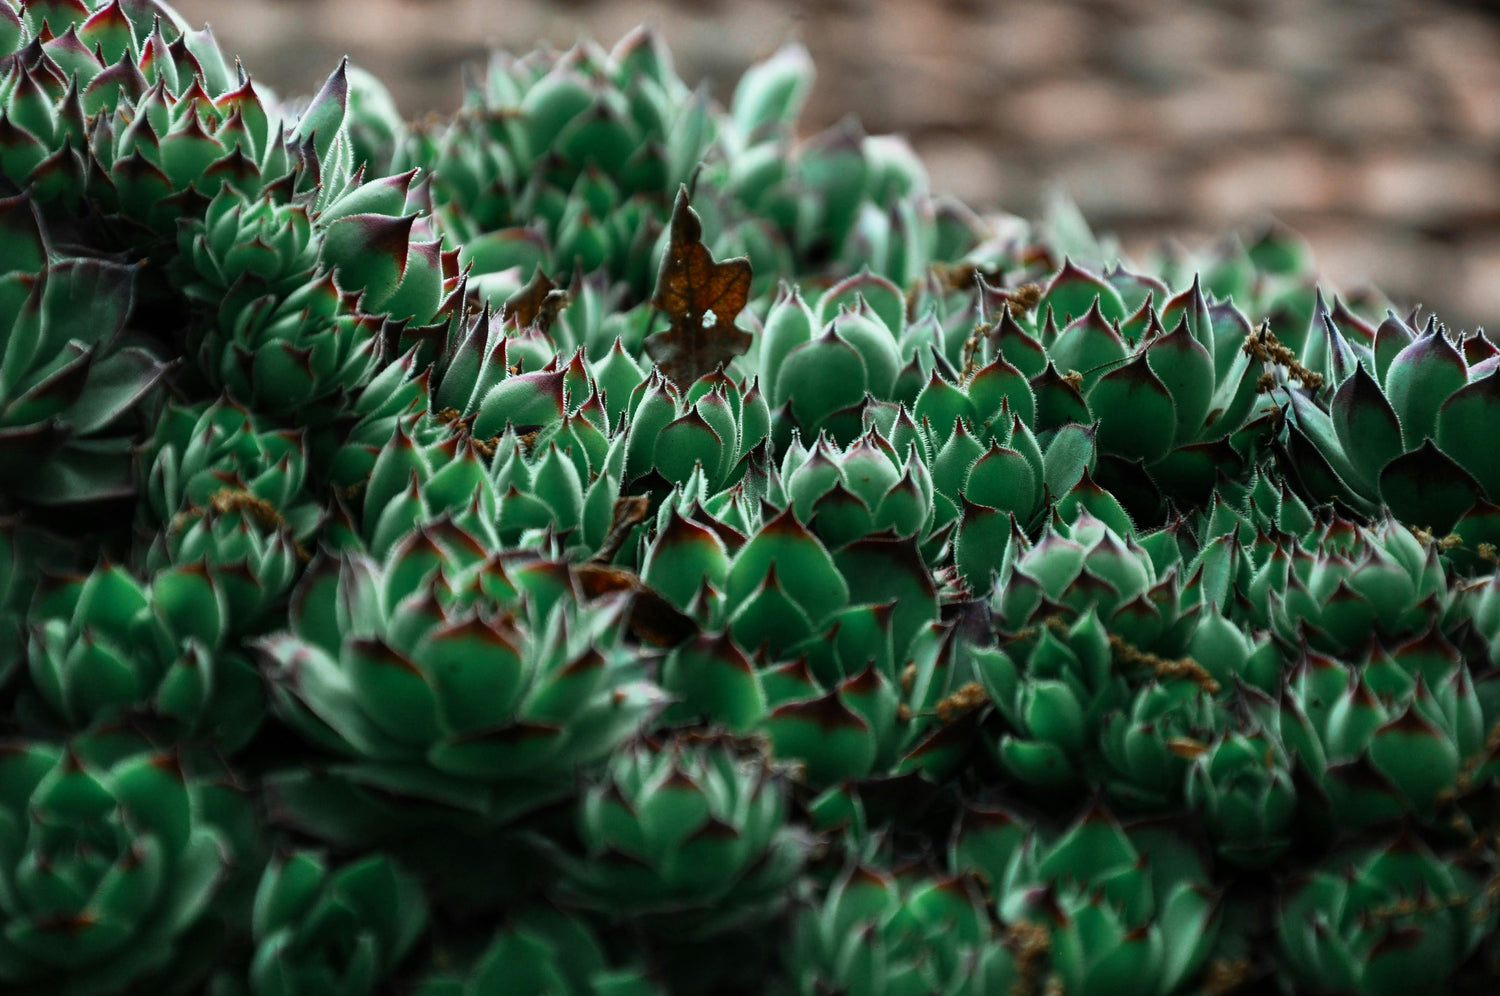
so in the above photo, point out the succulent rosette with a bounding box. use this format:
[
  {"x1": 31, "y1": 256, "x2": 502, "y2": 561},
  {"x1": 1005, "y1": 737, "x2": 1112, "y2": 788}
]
[
  {"x1": 1181, "y1": 605, "x2": 1281, "y2": 695},
  {"x1": 144, "y1": 501, "x2": 300, "y2": 637},
  {"x1": 1184, "y1": 725, "x2": 1298, "y2": 869},
  {"x1": 978, "y1": 272, "x2": 1264, "y2": 513},
  {"x1": 1276, "y1": 832, "x2": 1496, "y2": 996},
  {"x1": 760, "y1": 621, "x2": 985, "y2": 786},
  {"x1": 736, "y1": 115, "x2": 942, "y2": 288},
  {"x1": 204, "y1": 268, "x2": 382, "y2": 418},
  {"x1": 1204, "y1": 464, "x2": 1318, "y2": 541},
  {"x1": 775, "y1": 426, "x2": 936, "y2": 554},
  {"x1": 23, "y1": 559, "x2": 264, "y2": 751},
  {"x1": 786, "y1": 865, "x2": 1020, "y2": 996},
  {"x1": 413, "y1": 905, "x2": 660, "y2": 996},
  {"x1": 641, "y1": 505, "x2": 848, "y2": 657},
  {"x1": 5, "y1": 18, "x2": 357, "y2": 245},
  {"x1": 173, "y1": 186, "x2": 319, "y2": 314},
  {"x1": 344, "y1": 407, "x2": 620, "y2": 559},
  {"x1": 0, "y1": 193, "x2": 168, "y2": 504},
  {"x1": 1254, "y1": 640, "x2": 1497, "y2": 830},
  {"x1": 316, "y1": 348, "x2": 448, "y2": 492},
  {"x1": 179, "y1": 165, "x2": 439, "y2": 416},
  {"x1": 622, "y1": 368, "x2": 770, "y2": 495},
  {"x1": 951, "y1": 801, "x2": 1221, "y2": 996},
  {"x1": 408, "y1": 32, "x2": 723, "y2": 297},
  {"x1": 1278, "y1": 310, "x2": 1500, "y2": 533},
  {"x1": 257, "y1": 519, "x2": 666, "y2": 844},
  {"x1": 544, "y1": 733, "x2": 807, "y2": 938},
  {"x1": 410, "y1": 30, "x2": 976, "y2": 301},
  {"x1": 1210, "y1": 516, "x2": 1457, "y2": 659},
  {"x1": 348, "y1": 419, "x2": 502, "y2": 555},
  {"x1": 140, "y1": 401, "x2": 306, "y2": 636},
  {"x1": 0, "y1": 742, "x2": 237, "y2": 995},
  {"x1": 988, "y1": 510, "x2": 1194, "y2": 656},
  {"x1": 763, "y1": 290, "x2": 969, "y2": 448},
  {"x1": 1096, "y1": 676, "x2": 1229, "y2": 812},
  {"x1": 459, "y1": 341, "x2": 605, "y2": 442},
  {"x1": 487, "y1": 423, "x2": 622, "y2": 555},
  {"x1": 242, "y1": 850, "x2": 427, "y2": 996},
  {"x1": 143, "y1": 397, "x2": 320, "y2": 537},
  {"x1": 0, "y1": 2, "x2": 232, "y2": 214},
  {"x1": 966, "y1": 609, "x2": 1129, "y2": 792}
]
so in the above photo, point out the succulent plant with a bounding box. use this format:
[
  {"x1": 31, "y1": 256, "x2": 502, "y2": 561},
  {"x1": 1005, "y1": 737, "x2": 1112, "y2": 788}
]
[
  {"x1": 1232, "y1": 516, "x2": 1454, "y2": 659},
  {"x1": 544, "y1": 733, "x2": 807, "y2": 938},
  {"x1": 316, "y1": 349, "x2": 449, "y2": 492},
  {"x1": 1, "y1": 12, "x2": 364, "y2": 251},
  {"x1": 786, "y1": 865, "x2": 1019, "y2": 996},
  {"x1": 0, "y1": 741, "x2": 237, "y2": 995},
  {"x1": 409, "y1": 31, "x2": 970, "y2": 302},
  {"x1": 341, "y1": 407, "x2": 621, "y2": 559},
  {"x1": 951, "y1": 801, "x2": 1221, "y2": 996},
  {"x1": 408, "y1": 30, "x2": 709, "y2": 297},
  {"x1": 24, "y1": 559, "x2": 264, "y2": 750},
  {"x1": 623, "y1": 369, "x2": 769, "y2": 494},
  {"x1": 0, "y1": 3, "x2": 233, "y2": 218},
  {"x1": 244, "y1": 850, "x2": 427, "y2": 996},
  {"x1": 204, "y1": 268, "x2": 382, "y2": 418},
  {"x1": 143, "y1": 397, "x2": 320, "y2": 538},
  {"x1": 144, "y1": 500, "x2": 301, "y2": 637},
  {"x1": 987, "y1": 509, "x2": 1194, "y2": 655},
  {"x1": 1184, "y1": 724, "x2": 1298, "y2": 869},
  {"x1": 413, "y1": 905, "x2": 660, "y2": 996},
  {"x1": 775, "y1": 426, "x2": 935, "y2": 553},
  {"x1": 1250, "y1": 639, "x2": 1497, "y2": 830},
  {"x1": 1096, "y1": 676, "x2": 1230, "y2": 812},
  {"x1": 1276, "y1": 832, "x2": 1496, "y2": 996},
  {"x1": 0, "y1": 192, "x2": 168, "y2": 504},
  {"x1": 257, "y1": 519, "x2": 666, "y2": 843},
  {"x1": 173, "y1": 186, "x2": 319, "y2": 315},
  {"x1": 975, "y1": 274, "x2": 1265, "y2": 513},
  {"x1": 1278, "y1": 312, "x2": 1500, "y2": 533},
  {"x1": 967, "y1": 609, "x2": 1128, "y2": 792},
  {"x1": 173, "y1": 166, "x2": 438, "y2": 398}
]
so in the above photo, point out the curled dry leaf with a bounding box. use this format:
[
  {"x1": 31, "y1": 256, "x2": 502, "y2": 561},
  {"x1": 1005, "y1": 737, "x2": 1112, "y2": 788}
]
[
  {"x1": 574, "y1": 561, "x2": 700, "y2": 647},
  {"x1": 502, "y1": 268, "x2": 569, "y2": 333}
]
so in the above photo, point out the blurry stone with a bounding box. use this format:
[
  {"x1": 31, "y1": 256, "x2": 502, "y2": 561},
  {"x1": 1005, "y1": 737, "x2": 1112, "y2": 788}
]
[
  {"x1": 1457, "y1": 237, "x2": 1500, "y2": 327},
  {"x1": 1311, "y1": 69, "x2": 1435, "y2": 143},
  {"x1": 1107, "y1": 10, "x2": 1228, "y2": 89},
  {"x1": 1003, "y1": 78, "x2": 1145, "y2": 147},
  {"x1": 971, "y1": 4, "x2": 1092, "y2": 79},
  {"x1": 1190, "y1": 144, "x2": 1343, "y2": 221},
  {"x1": 1147, "y1": 69, "x2": 1295, "y2": 140},
  {"x1": 1359, "y1": 149, "x2": 1500, "y2": 223},
  {"x1": 1051, "y1": 145, "x2": 1177, "y2": 222},
  {"x1": 916, "y1": 136, "x2": 1014, "y2": 207}
]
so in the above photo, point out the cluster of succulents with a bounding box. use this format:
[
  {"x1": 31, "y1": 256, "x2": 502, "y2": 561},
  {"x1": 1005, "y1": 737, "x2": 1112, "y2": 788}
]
[{"x1": 3, "y1": 2, "x2": 1500, "y2": 992}]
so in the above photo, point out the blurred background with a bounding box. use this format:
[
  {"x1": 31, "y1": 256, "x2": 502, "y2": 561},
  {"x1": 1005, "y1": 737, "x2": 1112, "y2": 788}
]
[{"x1": 171, "y1": 0, "x2": 1500, "y2": 330}]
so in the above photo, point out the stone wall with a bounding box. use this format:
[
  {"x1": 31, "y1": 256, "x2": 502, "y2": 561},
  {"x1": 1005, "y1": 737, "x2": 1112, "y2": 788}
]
[{"x1": 172, "y1": 0, "x2": 1500, "y2": 329}]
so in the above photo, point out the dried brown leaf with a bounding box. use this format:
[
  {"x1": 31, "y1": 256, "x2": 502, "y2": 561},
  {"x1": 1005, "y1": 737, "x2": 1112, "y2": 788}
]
[
  {"x1": 643, "y1": 185, "x2": 753, "y2": 387},
  {"x1": 502, "y1": 268, "x2": 568, "y2": 333}
]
